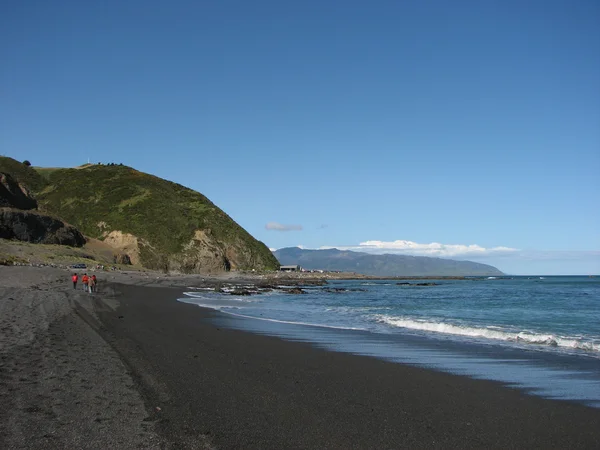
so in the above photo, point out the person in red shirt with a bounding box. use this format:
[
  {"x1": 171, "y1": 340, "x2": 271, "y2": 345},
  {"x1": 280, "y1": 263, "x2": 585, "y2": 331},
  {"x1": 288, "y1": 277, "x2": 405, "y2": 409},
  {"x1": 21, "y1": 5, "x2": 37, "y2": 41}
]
[
  {"x1": 88, "y1": 276, "x2": 95, "y2": 294},
  {"x1": 71, "y1": 273, "x2": 78, "y2": 289},
  {"x1": 82, "y1": 274, "x2": 89, "y2": 292},
  {"x1": 91, "y1": 274, "x2": 98, "y2": 293}
]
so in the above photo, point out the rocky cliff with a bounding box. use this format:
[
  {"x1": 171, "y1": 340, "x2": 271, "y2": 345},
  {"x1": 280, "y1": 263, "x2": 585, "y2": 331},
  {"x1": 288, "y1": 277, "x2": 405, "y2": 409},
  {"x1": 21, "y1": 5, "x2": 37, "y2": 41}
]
[
  {"x1": 0, "y1": 209, "x2": 85, "y2": 247},
  {"x1": 0, "y1": 171, "x2": 85, "y2": 247},
  {"x1": 0, "y1": 172, "x2": 37, "y2": 210}
]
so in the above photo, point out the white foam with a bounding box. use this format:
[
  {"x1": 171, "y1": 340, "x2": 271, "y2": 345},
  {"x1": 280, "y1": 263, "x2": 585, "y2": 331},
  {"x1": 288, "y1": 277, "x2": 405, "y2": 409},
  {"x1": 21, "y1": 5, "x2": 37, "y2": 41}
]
[
  {"x1": 183, "y1": 291, "x2": 210, "y2": 298},
  {"x1": 178, "y1": 297, "x2": 367, "y2": 331},
  {"x1": 325, "y1": 306, "x2": 393, "y2": 313},
  {"x1": 222, "y1": 311, "x2": 369, "y2": 331},
  {"x1": 374, "y1": 315, "x2": 600, "y2": 353},
  {"x1": 182, "y1": 291, "x2": 259, "y2": 302}
]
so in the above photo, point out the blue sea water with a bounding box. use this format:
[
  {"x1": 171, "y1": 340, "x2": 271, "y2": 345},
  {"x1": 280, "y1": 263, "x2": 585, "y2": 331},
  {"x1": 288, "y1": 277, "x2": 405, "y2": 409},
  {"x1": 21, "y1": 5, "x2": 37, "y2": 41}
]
[{"x1": 179, "y1": 276, "x2": 600, "y2": 408}]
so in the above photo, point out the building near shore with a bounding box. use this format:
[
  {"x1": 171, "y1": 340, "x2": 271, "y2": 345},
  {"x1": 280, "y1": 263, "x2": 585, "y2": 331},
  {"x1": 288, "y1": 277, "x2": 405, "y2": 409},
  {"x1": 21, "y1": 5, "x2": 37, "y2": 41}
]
[{"x1": 280, "y1": 264, "x2": 301, "y2": 272}]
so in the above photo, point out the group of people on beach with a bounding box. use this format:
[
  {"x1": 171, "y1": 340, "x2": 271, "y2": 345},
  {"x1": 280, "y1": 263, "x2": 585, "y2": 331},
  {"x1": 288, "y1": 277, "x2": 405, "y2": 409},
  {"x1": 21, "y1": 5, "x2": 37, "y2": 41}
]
[{"x1": 71, "y1": 273, "x2": 98, "y2": 293}]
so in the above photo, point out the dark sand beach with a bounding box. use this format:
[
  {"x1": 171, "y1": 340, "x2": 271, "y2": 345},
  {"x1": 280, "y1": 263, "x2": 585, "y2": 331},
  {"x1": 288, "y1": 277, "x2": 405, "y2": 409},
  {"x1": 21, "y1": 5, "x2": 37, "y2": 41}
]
[{"x1": 2, "y1": 266, "x2": 600, "y2": 449}]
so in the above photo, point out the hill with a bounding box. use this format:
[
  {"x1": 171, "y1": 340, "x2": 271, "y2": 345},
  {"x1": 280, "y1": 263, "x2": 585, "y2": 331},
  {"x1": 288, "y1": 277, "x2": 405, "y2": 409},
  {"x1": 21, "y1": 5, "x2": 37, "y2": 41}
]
[
  {"x1": 274, "y1": 247, "x2": 504, "y2": 277},
  {"x1": 0, "y1": 156, "x2": 279, "y2": 273},
  {"x1": 1, "y1": 169, "x2": 86, "y2": 248},
  {"x1": 0, "y1": 157, "x2": 47, "y2": 192}
]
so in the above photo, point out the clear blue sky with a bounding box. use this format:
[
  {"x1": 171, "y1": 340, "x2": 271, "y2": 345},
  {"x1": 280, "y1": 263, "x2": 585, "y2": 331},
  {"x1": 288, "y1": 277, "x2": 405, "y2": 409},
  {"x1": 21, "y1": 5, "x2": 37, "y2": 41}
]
[{"x1": 1, "y1": 0, "x2": 599, "y2": 274}]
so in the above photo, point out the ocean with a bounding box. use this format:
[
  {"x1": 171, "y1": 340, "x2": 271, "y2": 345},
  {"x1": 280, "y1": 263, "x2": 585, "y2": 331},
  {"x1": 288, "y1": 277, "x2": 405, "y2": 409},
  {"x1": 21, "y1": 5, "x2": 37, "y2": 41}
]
[{"x1": 179, "y1": 276, "x2": 600, "y2": 408}]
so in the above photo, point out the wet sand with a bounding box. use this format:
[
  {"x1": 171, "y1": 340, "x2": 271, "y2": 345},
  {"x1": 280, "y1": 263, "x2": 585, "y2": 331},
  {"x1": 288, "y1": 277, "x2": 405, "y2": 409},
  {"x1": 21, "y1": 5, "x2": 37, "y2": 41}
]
[
  {"x1": 100, "y1": 283, "x2": 600, "y2": 449},
  {"x1": 2, "y1": 266, "x2": 600, "y2": 449}
]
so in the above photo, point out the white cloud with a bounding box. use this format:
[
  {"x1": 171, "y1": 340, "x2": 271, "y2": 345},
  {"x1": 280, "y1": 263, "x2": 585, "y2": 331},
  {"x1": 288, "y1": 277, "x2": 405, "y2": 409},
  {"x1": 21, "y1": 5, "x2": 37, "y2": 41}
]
[
  {"x1": 265, "y1": 222, "x2": 303, "y2": 232},
  {"x1": 322, "y1": 239, "x2": 519, "y2": 258}
]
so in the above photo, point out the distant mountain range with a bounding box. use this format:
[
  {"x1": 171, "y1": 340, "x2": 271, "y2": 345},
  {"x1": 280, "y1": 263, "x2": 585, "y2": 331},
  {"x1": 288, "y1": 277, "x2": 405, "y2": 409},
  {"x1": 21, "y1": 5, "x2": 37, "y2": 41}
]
[{"x1": 274, "y1": 247, "x2": 503, "y2": 277}]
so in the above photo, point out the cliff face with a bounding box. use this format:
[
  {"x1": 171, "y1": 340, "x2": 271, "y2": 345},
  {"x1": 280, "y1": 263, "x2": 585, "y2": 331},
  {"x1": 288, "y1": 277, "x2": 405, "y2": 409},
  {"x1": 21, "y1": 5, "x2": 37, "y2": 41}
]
[
  {"x1": 0, "y1": 209, "x2": 85, "y2": 247},
  {"x1": 0, "y1": 172, "x2": 38, "y2": 210},
  {"x1": 172, "y1": 230, "x2": 232, "y2": 273},
  {"x1": 169, "y1": 229, "x2": 278, "y2": 274},
  {"x1": 0, "y1": 171, "x2": 85, "y2": 247}
]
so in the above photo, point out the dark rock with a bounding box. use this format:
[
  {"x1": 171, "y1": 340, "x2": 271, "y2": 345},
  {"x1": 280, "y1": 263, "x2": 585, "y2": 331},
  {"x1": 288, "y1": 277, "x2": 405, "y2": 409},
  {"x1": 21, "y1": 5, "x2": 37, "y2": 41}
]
[
  {"x1": 230, "y1": 289, "x2": 253, "y2": 296},
  {"x1": 113, "y1": 253, "x2": 132, "y2": 265},
  {"x1": 0, "y1": 173, "x2": 37, "y2": 210},
  {"x1": 283, "y1": 287, "x2": 306, "y2": 294},
  {"x1": 300, "y1": 279, "x2": 327, "y2": 286},
  {"x1": 0, "y1": 209, "x2": 85, "y2": 247},
  {"x1": 324, "y1": 287, "x2": 366, "y2": 293}
]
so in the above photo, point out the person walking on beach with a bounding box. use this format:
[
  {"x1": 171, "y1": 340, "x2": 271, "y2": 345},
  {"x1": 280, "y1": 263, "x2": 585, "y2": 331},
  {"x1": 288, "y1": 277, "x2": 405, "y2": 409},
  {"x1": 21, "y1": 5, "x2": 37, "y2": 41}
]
[
  {"x1": 82, "y1": 273, "x2": 89, "y2": 293},
  {"x1": 71, "y1": 273, "x2": 78, "y2": 289},
  {"x1": 91, "y1": 274, "x2": 98, "y2": 293},
  {"x1": 88, "y1": 275, "x2": 95, "y2": 294}
]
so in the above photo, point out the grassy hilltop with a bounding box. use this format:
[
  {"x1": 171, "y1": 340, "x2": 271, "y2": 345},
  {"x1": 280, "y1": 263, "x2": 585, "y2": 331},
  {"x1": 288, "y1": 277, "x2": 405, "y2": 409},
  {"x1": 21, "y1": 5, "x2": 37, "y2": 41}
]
[
  {"x1": 0, "y1": 157, "x2": 279, "y2": 272},
  {"x1": 0, "y1": 157, "x2": 47, "y2": 192}
]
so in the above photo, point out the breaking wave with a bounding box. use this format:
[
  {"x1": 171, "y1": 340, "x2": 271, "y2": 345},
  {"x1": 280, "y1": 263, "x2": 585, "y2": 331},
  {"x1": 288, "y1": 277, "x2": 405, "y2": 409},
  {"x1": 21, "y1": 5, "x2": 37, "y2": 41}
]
[{"x1": 374, "y1": 315, "x2": 600, "y2": 353}]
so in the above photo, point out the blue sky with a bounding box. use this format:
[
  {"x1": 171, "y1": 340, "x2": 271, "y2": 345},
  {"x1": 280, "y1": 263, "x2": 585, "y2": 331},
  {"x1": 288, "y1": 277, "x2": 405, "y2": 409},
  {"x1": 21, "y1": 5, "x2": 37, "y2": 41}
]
[{"x1": 1, "y1": 0, "x2": 599, "y2": 274}]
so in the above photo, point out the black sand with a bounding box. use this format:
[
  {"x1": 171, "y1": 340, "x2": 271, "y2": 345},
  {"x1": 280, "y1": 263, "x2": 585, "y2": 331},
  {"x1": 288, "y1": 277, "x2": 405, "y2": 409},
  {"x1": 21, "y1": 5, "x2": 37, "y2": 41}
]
[
  {"x1": 0, "y1": 268, "x2": 160, "y2": 449},
  {"x1": 94, "y1": 282, "x2": 600, "y2": 449}
]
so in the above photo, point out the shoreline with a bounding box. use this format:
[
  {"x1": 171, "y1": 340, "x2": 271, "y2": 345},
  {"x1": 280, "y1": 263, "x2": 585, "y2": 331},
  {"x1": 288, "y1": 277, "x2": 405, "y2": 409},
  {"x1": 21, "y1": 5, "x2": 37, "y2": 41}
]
[
  {"x1": 100, "y1": 282, "x2": 600, "y2": 448},
  {"x1": 194, "y1": 296, "x2": 600, "y2": 408},
  {"x1": 2, "y1": 266, "x2": 600, "y2": 448}
]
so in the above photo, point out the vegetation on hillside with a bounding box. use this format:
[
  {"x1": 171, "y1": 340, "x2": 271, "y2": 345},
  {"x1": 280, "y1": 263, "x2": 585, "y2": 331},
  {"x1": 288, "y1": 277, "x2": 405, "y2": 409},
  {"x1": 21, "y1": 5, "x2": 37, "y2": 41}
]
[
  {"x1": 0, "y1": 156, "x2": 48, "y2": 192},
  {"x1": 0, "y1": 239, "x2": 124, "y2": 268},
  {"x1": 0, "y1": 157, "x2": 279, "y2": 271}
]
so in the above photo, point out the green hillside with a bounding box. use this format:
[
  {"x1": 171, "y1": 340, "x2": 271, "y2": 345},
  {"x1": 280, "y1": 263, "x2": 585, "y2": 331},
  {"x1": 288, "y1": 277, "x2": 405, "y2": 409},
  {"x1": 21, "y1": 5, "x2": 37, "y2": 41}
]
[
  {"x1": 0, "y1": 157, "x2": 48, "y2": 192},
  {"x1": 0, "y1": 156, "x2": 279, "y2": 272}
]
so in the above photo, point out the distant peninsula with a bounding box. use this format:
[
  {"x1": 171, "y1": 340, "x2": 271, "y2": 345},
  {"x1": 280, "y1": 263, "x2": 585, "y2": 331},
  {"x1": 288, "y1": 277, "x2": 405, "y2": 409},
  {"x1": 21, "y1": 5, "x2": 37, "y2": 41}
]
[{"x1": 274, "y1": 247, "x2": 504, "y2": 277}]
